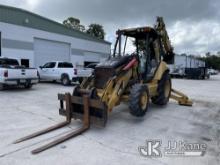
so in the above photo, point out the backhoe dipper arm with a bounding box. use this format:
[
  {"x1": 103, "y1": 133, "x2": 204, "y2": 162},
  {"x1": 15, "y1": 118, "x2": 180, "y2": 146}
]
[{"x1": 155, "y1": 17, "x2": 174, "y2": 64}]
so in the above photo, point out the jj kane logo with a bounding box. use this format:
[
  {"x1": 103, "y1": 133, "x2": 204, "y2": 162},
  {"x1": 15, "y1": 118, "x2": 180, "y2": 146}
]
[{"x1": 139, "y1": 140, "x2": 207, "y2": 158}]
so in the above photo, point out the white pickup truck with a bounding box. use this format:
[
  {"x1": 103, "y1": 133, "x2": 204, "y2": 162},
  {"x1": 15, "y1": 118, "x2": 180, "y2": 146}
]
[
  {"x1": 0, "y1": 58, "x2": 38, "y2": 90},
  {"x1": 38, "y1": 61, "x2": 93, "y2": 85}
]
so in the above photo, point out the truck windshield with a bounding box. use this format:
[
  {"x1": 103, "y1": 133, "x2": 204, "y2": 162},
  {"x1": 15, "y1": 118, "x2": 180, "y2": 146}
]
[{"x1": 0, "y1": 59, "x2": 19, "y2": 66}]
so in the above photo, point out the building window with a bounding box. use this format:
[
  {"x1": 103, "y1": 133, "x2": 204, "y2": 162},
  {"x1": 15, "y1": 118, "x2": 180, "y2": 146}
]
[{"x1": 21, "y1": 59, "x2": 30, "y2": 68}]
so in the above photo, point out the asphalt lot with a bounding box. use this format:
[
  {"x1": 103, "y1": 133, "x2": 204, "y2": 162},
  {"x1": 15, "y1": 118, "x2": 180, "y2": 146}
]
[{"x1": 0, "y1": 76, "x2": 219, "y2": 165}]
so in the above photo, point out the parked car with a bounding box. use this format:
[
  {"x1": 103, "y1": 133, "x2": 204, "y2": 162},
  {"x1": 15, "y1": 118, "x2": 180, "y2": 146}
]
[
  {"x1": 0, "y1": 57, "x2": 38, "y2": 90},
  {"x1": 85, "y1": 62, "x2": 98, "y2": 69},
  {"x1": 38, "y1": 61, "x2": 95, "y2": 85},
  {"x1": 208, "y1": 69, "x2": 218, "y2": 75},
  {"x1": 77, "y1": 64, "x2": 95, "y2": 78}
]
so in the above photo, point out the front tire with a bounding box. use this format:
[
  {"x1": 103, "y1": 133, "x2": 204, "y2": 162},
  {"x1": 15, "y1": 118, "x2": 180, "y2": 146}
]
[
  {"x1": 61, "y1": 75, "x2": 70, "y2": 86},
  {"x1": 0, "y1": 84, "x2": 5, "y2": 91},
  {"x1": 152, "y1": 71, "x2": 171, "y2": 105},
  {"x1": 129, "y1": 84, "x2": 149, "y2": 117},
  {"x1": 24, "y1": 83, "x2": 33, "y2": 89},
  {"x1": 37, "y1": 72, "x2": 41, "y2": 82}
]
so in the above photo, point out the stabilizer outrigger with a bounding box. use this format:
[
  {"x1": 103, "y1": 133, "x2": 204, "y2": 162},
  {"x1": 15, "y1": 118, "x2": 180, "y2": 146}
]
[{"x1": 171, "y1": 88, "x2": 193, "y2": 106}]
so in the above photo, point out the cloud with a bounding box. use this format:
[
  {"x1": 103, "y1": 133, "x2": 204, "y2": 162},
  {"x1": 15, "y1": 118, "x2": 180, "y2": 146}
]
[
  {"x1": 0, "y1": 0, "x2": 219, "y2": 55},
  {"x1": 169, "y1": 20, "x2": 220, "y2": 55},
  {"x1": 24, "y1": 0, "x2": 40, "y2": 10},
  {"x1": 32, "y1": 0, "x2": 218, "y2": 25},
  {"x1": 0, "y1": 0, "x2": 40, "y2": 10}
]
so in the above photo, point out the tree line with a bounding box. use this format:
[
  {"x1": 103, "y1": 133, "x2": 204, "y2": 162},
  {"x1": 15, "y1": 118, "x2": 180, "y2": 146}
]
[
  {"x1": 199, "y1": 52, "x2": 220, "y2": 70},
  {"x1": 63, "y1": 17, "x2": 105, "y2": 40},
  {"x1": 63, "y1": 17, "x2": 220, "y2": 71}
]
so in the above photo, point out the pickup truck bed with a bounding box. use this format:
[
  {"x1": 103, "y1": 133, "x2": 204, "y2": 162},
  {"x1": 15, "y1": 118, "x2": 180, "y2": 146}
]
[{"x1": 0, "y1": 58, "x2": 38, "y2": 90}]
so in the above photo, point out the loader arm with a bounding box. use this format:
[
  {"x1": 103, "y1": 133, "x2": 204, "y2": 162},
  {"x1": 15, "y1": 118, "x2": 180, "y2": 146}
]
[
  {"x1": 99, "y1": 58, "x2": 138, "y2": 111},
  {"x1": 100, "y1": 69, "x2": 133, "y2": 111}
]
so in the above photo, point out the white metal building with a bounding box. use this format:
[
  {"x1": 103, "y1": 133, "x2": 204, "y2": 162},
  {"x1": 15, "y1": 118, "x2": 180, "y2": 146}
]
[{"x1": 0, "y1": 5, "x2": 111, "y2": 68}]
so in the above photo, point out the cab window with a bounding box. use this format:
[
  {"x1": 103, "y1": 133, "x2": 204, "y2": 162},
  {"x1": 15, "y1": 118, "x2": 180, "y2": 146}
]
[
  {"x1": 58, "y1": 62, "x2": 73, "y2": 68},
  {"x1": 43, "y1": 62, "x2": 56, "y2": 68}
]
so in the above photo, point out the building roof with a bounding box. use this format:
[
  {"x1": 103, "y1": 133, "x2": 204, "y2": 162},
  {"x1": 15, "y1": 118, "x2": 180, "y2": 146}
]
[{"x1": 0, "y1": 5, "x2": 111, "y2": 45}]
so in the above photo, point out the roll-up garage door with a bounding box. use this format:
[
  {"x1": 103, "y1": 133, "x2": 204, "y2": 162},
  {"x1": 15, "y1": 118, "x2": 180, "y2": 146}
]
[
  {"x1": 84, "y1": 52, "x2": 100, "y2": 62},
  {"x1": 34, "y1": 38, "x2": 70, "y2": 67}
]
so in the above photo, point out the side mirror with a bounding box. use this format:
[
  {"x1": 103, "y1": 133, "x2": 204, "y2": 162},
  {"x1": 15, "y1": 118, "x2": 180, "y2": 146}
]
[{"x1": 39, "y1": 66, "x2": 43, "y2": 69}]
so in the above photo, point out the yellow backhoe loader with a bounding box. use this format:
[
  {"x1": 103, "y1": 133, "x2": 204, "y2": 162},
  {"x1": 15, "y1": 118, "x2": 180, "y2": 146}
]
[{"x1": 14, "y1": 17, "x2": 192, "y2": 154}]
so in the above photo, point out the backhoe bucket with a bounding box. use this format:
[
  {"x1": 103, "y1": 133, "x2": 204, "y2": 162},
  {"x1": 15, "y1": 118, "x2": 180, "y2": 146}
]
[{"x1": 170, "y1": 88, "x2": 193, "y2": 106}]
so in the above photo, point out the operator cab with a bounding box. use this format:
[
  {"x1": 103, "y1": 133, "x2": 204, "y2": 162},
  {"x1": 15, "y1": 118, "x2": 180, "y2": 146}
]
[{"x1": 113, "y1": 27, "x2": 161, "y2": 82}]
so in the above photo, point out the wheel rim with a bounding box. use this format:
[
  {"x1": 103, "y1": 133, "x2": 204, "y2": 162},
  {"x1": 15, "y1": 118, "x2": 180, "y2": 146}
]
[
  {"x1": 63, "y1": 78, "x2": 68, "y2": 85},
  {"x1": 164, "y1": 79, "x2": 171, "y2": 98},
  {"x1": 140, "y1": 92, "x2": 148, "y2": 110}
]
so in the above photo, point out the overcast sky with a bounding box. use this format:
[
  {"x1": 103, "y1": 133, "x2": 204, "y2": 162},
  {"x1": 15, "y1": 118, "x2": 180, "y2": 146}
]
[{"x1": 0, "y1": 0, "x2": 220, "y2": 55}]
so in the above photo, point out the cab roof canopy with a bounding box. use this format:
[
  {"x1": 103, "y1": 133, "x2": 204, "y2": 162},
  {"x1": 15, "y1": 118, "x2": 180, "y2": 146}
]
[{"x1": 117, "y1": 26, "x2": 158, "y2": 40}]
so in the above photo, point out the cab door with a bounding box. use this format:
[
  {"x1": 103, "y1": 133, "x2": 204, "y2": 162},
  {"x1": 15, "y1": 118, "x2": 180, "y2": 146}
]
[{"x1": 39, "y1": 62, "x2": 56, "y2": 80}]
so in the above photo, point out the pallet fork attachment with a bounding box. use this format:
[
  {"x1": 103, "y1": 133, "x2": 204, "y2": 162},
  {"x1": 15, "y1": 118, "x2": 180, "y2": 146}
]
[
  {"x1": 13, "y1": 93, "x2": 91, "y2": 154},
  {"x1": 170, "y1": 88, "x2": 193, "y2": 106}
]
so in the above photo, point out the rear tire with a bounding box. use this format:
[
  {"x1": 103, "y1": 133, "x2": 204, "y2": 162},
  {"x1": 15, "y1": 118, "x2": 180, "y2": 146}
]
[
  {"x1": 37, "y1": 72, "x2": 41, "y2": 82},
  {"x1": 24, "y1": 83, "x2": 33, "y2": 89},
  {"x1": 151, "y1": 71, "x2": 171, "y2": 105},
  {"x1": 61, "y1": 75, "x2": 70, "y2": 86},
  {"x1": 129, "y1": 84, "x2": 149, "y2": 117}
]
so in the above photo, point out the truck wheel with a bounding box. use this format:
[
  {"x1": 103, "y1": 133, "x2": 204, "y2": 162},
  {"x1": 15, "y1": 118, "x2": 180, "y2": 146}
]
[
  {"x1": 151, "y1": 71, "x2": 171, "y2": 105},
  {"x1": 0, "y1": 84, "x2": 5, "y2": 91},
  {"x1": 37, "y1": 72, "x2": 41, "y2": 82},
  {"x1": 24, "y1": 83, "x2": 33, "y2": 89},
  {"x1": 61, "y1": 75, "x2": 70, "y2": 86},
  {"x1": 129, "y1": 84, "x2": 149, "y2": 117}
]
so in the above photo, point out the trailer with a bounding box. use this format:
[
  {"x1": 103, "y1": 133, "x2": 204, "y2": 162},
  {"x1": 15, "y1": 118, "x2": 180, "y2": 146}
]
[
  {"x1": 169, "y1": 55, "x2": 186, "y2": 77},
  {"x1": 169, "y1": 55, "x2": 209, "y2": 79}
]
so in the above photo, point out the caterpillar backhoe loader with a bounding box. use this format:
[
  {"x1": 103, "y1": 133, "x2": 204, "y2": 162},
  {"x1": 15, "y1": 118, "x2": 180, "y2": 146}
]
[{"x1": 14, "y1": 17, "x2": 192, "y2": 154}]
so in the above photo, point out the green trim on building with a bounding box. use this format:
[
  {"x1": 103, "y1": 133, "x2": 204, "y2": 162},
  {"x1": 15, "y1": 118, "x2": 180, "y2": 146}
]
[
  {"x1": 71, "y1": 48, "x2": 109, "y2": 57},
  {"x1": 1, "y1": 38, "x2": 109, "y2": 56},
  {"x1": 0, "y1": 5, "x2": 111, "y2": 45},
  {"x1": 2, "y1": 38, "x2": 33, "y2": 50}
]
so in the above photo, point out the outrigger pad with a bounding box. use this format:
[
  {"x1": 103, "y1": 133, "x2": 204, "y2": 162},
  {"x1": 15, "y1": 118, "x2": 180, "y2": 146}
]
[
  {"x1": 58, "y1": 89, "x2": 108, "y2": 127},
  {"x1": 178, "y1": 99, "x2": 193, "y2": 106},
  {"x1": 170, "y1": 89, "x2": 193, "y2": 106}
]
